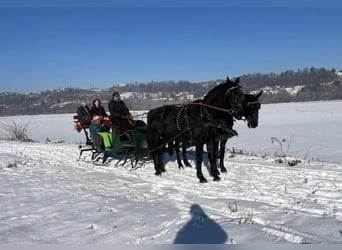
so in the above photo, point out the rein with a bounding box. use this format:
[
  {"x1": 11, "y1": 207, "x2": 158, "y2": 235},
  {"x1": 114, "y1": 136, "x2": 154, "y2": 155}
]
[
  {"x1": 133, "y1": 99, "x2": 241, "y2": 119},
  {"x1": 174, "y1": 102, "x2": 235, "y2": 114},
  {"x1": 133, "y1": 127, "x2": 192, "y2": 158}
]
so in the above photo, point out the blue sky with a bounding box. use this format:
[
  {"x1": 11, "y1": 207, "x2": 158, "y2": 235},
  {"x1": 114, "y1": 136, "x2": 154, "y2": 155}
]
[{"x1": 1, "y1": 0, "x2": 342, "y2": 92}]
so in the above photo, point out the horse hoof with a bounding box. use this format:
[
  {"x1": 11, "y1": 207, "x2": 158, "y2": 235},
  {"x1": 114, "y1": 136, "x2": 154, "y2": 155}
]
[
  {"x1": 154, "y1": 171, "x2": 162, "y2": 176},
  {"x1": 220, "y1": 168, "x2": 227, "y2": 173},
  {"x1": 186, "y1": 164, "x2": 192, "y2": 168},
  {"x1": 213, "y1": 176, "x2": 221, "y2": 181},
  {"x1": 199, "y1": 179, "x2": 208, "y2": 183}
]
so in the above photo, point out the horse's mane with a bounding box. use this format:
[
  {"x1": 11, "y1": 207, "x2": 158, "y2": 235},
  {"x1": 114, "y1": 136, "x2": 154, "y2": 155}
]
[
  {"x1": 203, "y1": 78, "x2": 238, "y2": 106},
  {"x1": 245, "y1": 91, "x2": 262, "y2": 104},
  {"x1": 244, "y1": 94, "x2": 256, "y2": 102},
  {"x1": 203, "y1": 83, "x2": 224, "y2": 104}
]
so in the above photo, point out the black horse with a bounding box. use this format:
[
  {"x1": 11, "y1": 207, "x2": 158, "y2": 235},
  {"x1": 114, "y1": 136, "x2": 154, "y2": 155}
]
[
  {"x1": 218, "y1": 91, "x2": 262, "y2": 172},
  {"x1": 147, "y1": 77, "x2": 245, "y2": 183},
  {"x1": 172, "y1": 91, "x2": 262, "y2": 171}
]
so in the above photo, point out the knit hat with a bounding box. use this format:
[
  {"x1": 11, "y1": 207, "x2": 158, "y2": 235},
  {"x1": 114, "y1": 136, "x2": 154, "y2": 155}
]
[
  {"x1": 112, "y1": 92, "x2": 120, "y2": 97},
  {"x1": 93, "y1": 115, "x2": 102, "y2": 123},
  {"x1": 80, "y1": 98, "x2": 87, "y2": 105}
]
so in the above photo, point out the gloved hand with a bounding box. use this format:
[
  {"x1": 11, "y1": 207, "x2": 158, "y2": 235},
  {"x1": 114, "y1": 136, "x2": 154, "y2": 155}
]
[{"x1": 121, "y1": 114, "x2": 133, "y2": 120}]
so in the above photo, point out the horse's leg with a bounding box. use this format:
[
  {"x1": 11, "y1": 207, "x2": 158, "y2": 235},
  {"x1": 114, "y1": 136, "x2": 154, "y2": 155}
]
[
  {"x1": 151, "y1": 151, "x2": 162, "y2": 176},
  {"x1": 195, "y1": 142, "x2": 207, "y2": 183},
  {"x1": 175, "y1": 141, "x2": 184, "y2": 169},
  {"x1": 182, "y1": 141, "x2": 192, "y2": 168},
  {"x1": 207, "y1": 140, "x2": 221, "y2": 181},
  {"x1": 159, "y1": 150, "x2": 166, "y2": 172},
  {"x1": 147, "y1": 130, "x2": 163, "y2": 176},
  {"x1": 219, "y1": 139, "x2": 228, "y2": 173}
]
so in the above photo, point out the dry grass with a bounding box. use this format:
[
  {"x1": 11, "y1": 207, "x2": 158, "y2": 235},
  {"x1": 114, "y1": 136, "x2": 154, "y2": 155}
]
[{"x1": 0, "y1": 120, "x2": 34, "y2": 142}]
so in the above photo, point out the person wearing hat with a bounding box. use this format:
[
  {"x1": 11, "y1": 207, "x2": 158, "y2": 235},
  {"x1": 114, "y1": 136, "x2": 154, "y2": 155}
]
[
  {"x1": 89, "y1": 115, "x2": 112, "y2": 149},
  {"x1": 108, "y1": 92, "x2": 135, "y2": 136},
  {"x1": 77, "y1": 98, "x2": 91, "y2": 125}
]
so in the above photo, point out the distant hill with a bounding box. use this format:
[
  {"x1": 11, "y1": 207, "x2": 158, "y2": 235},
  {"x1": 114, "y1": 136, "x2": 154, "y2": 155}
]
[{"x1": 0, "y1": 67, "x2": 341, "y2": 116}]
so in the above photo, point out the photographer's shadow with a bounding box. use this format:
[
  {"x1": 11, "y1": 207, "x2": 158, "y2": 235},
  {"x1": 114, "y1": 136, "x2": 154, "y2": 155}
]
[{"x1": 173, "y1": 204, "x2": 228, "y2": 244}]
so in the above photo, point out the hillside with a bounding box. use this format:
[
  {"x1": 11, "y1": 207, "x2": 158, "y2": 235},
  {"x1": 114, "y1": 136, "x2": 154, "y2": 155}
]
[{"x1": 0, "y1": 67, "x2": 341, "y2": 116}]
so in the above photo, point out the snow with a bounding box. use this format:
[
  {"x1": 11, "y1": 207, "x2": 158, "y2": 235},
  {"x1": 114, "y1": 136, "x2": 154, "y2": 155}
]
[
  {"x1": 230, "y1": 100, "x2": 342, "y2": 164},
  {"x1": 0, "y1": 101, "x2": 342, "y2": 244},
  {"x1": 285, "y1": 86, "x2": 305, "y2": 95}
]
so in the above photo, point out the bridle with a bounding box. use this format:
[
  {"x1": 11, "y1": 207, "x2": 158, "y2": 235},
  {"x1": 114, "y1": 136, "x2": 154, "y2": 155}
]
[
  {"x1": 223, "y1": 85, "x2": 245, "y2": 120},
  {"x1": 243, "y1": 99, "x2": 261, "y2": 127},
  {"x1": 246, "y1": 101, "x2": 261, "y2": 110}
]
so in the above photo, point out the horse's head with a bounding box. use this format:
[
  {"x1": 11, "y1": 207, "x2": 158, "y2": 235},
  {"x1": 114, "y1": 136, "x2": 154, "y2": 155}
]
[
  {"x1": 223, "y1": 77, "x2": 245, "y2": 119},
  {"x1": 244, "y1": 91, "x2": 262, "y2": 128},
  {"x1": 203, "y1": 76, "x2": 245, "y2": 120}
]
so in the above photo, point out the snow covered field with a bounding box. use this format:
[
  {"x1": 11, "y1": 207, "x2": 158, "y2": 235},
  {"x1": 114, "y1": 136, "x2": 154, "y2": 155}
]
[
  {"x1": 1, "y1": 100, "x2": 342, "y2": 163},
  {"x1": 0, "y1": 101, "x2": 341, "y2": 244},
  {"x1": 230, "y1": 101, "x2": 342, "y2": 164}
]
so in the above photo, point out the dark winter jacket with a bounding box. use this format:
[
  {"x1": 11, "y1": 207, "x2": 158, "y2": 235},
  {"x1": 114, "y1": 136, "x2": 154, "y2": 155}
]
[
  {"x1": 108, "y1": 99, "x2": 134, "y2": 133},
  {"x1": 77, "y1": 105, "x2": 91, "y2": 124},
  {"x1": 89, "y1": 120, "x2": 110, "y2": 133},
  {"x1": 108, "y1": 100, "x2": 130, "y2": 118},
  {"x1": 90, "y1": 106, "x2": 107, "y2": 118}
]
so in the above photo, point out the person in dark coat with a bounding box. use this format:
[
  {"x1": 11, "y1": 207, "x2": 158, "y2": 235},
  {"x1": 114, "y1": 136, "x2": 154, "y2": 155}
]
[
  {"x1": 77, "y1": 98, "x2": 91, "y2": 125},
  {"x1": 90, "y1": 98, "x2": 108, "y2": 119},
  {"x1": 108, "y1": 92, "x2": 135, "y2": 134}
]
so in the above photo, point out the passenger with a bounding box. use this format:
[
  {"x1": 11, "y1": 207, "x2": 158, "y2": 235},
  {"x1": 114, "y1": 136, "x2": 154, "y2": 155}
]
[
  {"x1": 108, "y1": 92, "x2": 135, "y2": 133},
  {"x1": 77, "y1": 98, "x2": 91, "y2": 125},
  {"x1": 90, "y1": 98, "x2": 108, "y2": 119},
  {"x1": 108, "y1": 92, "x2": 146, "y2": 142},
  {"x1": 89, "y1": 115, "x2": 112, "y2": 149}
]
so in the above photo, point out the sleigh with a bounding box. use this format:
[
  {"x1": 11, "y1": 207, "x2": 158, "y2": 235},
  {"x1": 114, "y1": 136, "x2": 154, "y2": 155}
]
[{"x1": 73, "y1": 115, "x2": 149, "y2": 168}]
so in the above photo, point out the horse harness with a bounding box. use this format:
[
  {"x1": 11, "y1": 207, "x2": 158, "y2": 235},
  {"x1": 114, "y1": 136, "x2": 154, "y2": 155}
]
[{"x1": 175, "y1": 103, "x2": 234, "y2": 143}]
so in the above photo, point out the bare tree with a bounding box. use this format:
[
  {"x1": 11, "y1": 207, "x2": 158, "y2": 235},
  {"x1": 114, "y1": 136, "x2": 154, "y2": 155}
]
[{"x1": 0, "y1": 120, "x2": 34, "y2": 142}]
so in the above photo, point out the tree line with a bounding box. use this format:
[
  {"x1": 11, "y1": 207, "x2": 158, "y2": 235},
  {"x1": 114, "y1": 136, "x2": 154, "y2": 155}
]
[{"x1": 0, "y1": 67, "x2": 341, "y2": 116}]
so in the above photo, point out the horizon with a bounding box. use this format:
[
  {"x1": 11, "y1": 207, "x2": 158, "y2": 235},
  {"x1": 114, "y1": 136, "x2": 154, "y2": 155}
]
[
  {"x1": 0, "y1": 65, "x2": 339, "y2": 94},
  {"x1": 1, "y1": 0, "x2": 342, "y2": 92}
]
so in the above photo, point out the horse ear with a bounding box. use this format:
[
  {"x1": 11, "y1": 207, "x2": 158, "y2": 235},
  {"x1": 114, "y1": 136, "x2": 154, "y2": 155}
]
[
  {"x1": 235, "y1": 77, "x2": 240, "y2": 84},
  {"x1": 226, "y1": 76, "x2": 230, "y2": 82},
  {"x1": 256, "y1": 90, "x2": 263, "y2": 98}
]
